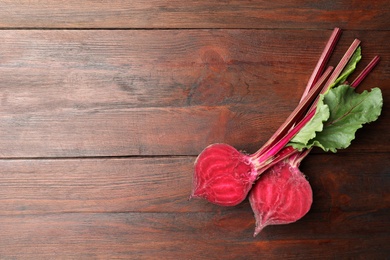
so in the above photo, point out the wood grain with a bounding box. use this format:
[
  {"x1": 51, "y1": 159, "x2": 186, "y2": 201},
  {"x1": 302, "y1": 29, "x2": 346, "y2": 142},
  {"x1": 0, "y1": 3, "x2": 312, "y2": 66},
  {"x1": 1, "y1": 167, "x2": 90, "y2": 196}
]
[
  {"x1": 1, "y1": 1, "x2": 389, "y2": 258},
  {"x1": 0, "y1": 0, "x2": 389, "y2": 29},
  {"x1": 0, "y1": 210, "x2": 388, "y2": 259},
  {"x1": 0, "y1": 154, "x2": 388, "y2": 215},
  {"x1": 1, "y1": 30, "x2": 389, "y2": 157},
  {"x1": 1, "y1": 30, "x2": 388, "y2": 111}
]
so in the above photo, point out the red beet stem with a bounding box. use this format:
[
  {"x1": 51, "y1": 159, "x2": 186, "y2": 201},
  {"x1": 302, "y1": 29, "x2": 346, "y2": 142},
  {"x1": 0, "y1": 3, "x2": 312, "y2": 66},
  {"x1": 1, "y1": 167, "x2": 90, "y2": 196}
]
[
  {"x1": 293, "y1": 147, "x2": 312, "y2": 165},
  {"x1": 300, "y1": 28, "x2": 341, "y2": 101},
  {"x1": 253, "y1": 146, "x2": 297, "y2": 174},
  {"x1": 351, "y1": 56, "x2": 380, "y2": 88},
  {"x1": 294, "y1": 45, "x2": 378, "y2": 163},
  {"x1": 307, "y1": 39, "x2": 361, "y2": 114},
  {"x1": 254, "y1": 37, "x2": 358, "y2": 172},
  {"x1": 252, "y1": 109, "x2": 315, "y2": 169},
  {"x1": 254, "y1": 66, "x2": 333, "y2": 157},
  {"x1": 263, "y1": 109, "x2": 315, "y2": 158},
  {"x1": 321, "y1": 39, "x2": 361, "y2": 94}
]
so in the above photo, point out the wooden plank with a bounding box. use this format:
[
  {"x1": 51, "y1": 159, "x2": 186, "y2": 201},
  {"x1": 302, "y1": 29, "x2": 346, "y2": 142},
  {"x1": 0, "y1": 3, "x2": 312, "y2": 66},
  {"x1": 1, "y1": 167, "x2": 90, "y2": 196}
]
[
  {"x1": 1, "y1": 30, "x2": 389, "y2": 157},
  {"x1": 0, "y1": 1, "x2": 389, "y2": 29},
  {"x1": 0, "y1": 106, "x2": 283, "y2": 157},
  {"x1": 0, "y1": 210, "x2": 388, "y2": 259},
  {"x1": 1, "y1": 1, "x2": 388, "y2": 259},
  {"x1": 0, "y1": 105, "x2": 387, "y2": 157},
  {"x1": 1, "y1": 30, "x2": 388, "y2": 112},
  {"x1": 0, "y1": 153, "x2": 388, "y2": 215}
]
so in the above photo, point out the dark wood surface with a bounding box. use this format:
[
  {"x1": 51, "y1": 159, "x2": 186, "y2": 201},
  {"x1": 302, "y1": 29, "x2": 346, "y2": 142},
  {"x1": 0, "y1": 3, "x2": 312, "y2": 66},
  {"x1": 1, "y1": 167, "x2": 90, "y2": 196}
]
[{"x1": 0, "y1": 1, "x2": 389, "y2": 259}]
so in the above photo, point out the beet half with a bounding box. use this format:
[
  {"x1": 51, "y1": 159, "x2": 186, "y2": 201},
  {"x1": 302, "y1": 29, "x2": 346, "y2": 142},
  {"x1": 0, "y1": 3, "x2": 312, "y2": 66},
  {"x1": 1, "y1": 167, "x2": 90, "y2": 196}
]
[
  {"x1": 190, "y1": 143, "x2": 257, "y2": 206},
  {"x1": 249, "y1": 153, "x2": 312, "y2": 236}
]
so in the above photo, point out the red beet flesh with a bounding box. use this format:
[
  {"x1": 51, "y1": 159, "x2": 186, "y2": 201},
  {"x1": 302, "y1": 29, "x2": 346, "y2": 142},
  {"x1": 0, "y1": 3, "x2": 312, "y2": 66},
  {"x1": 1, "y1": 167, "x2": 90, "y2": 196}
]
[
  {"x1": 190, "y1": 109, "x2": 315, "y2": 207},
  {"x1": 249, "y1": 157, "x2": 312, "y2": 236},
  {"x1": 190, "y1": 143, "x2": 258, "y2": 206}
]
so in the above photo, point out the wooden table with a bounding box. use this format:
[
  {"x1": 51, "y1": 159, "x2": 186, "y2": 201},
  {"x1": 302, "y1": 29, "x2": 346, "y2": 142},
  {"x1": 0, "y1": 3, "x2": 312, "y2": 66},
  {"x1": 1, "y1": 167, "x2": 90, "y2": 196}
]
[{"x1": 1, "y1": 1, "x2": 389, "y2": 259}]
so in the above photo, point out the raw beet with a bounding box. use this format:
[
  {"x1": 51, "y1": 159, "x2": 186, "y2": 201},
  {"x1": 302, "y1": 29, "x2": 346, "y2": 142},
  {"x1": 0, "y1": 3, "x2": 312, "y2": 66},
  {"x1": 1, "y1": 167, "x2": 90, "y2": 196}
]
[
  {"x1": 249, "y1": 155, "x2": 312, "y2": 236},
  {"x1": 190, "y1": 143, "x2": 258, "y2": 206},
  {"x1": 189, "y1": 28, "x2": 381, "y2": 236},
  {"x1": 190, "y1": 83, "x2": 320, "y2": 207}
]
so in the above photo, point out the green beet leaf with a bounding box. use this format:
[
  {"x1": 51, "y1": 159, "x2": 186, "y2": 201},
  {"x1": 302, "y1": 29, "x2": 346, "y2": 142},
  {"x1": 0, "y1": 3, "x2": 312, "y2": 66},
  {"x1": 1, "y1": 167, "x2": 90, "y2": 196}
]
[
  {"x1": 290, "y1": 85, "x2": 383, "y2": 152},
  {"x1": 288, "y1": 95, "x2": 329, "y2": 150},
  {"x1": 329, "y1": 47, "x2": 362, "y2": 89}
]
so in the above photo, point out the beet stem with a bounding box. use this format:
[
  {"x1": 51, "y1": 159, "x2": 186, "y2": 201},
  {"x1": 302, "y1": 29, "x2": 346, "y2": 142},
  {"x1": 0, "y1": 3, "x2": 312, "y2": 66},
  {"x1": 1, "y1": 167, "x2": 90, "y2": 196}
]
[
  {"x1": 300, "y1": 28, "x2": 341, "y2": 101},
  {"x1": 293, "y1": 40, "x2": 375, "y2": 163},
  {"x1": 253, "y1": 30, "x2": 344, "y2": 156},
  {"x1": 254, "y1": 66, "x2": 333, "y2": 157},
  {"x1": 254, "y1": 38, "x2": 360, "y2": 174},
  {"x1": 252, "y1": 109, "x2": 315, "y2": 170},
  {"x1": 321, "y1": 39, "x2": 361, "y2": 94},
  {"x1": 351, "y1": 56, "x2": 380, "y2": 88},
  {"x1": 306, "y1": 39, "x2": 361, "y2": 114},
  {"x1": 253, "y1": 146, "x2": 297, "y2": 174},
  {"x1": 263, "y1": 109, "x2": 315, "y2": 157}
]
